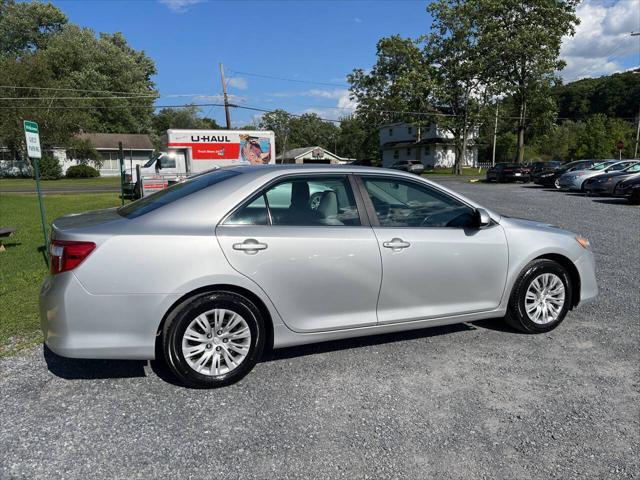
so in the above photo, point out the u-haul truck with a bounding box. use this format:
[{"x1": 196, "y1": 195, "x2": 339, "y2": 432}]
[{"x1": 125, "y1": 129, "x2": 275, "y2": 198}]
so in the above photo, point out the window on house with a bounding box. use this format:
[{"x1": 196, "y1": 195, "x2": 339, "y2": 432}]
[
  {"x1": 389, "y1": 128, "x2": 393, "y2": 136},
  {"x1": 393, "y1": 150, "x2": 399, "y2": 160},
  {"x1": 406, "y1": 148, "x2": 411, "y2": 156},
  {"x1": 408, "y1": 126, "x2": 413, "y2": 135}
]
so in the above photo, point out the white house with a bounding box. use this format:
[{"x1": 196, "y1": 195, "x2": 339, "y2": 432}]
[
  {"x1": 379, "y1": 122, "x2": 477, "y2": 168},
  {"x1": 276, "y1": 146, "x2": 353, "y2": 164},
  {"x1": 62, "y1": 133, "x2": 155, "y2": 176}
]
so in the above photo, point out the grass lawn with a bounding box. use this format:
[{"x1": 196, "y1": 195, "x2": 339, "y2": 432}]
[
  {"x1": 0, "y1": 176, "x2": 121, "y2": 189},
  {"x1": 0, "y1": 192, "x2": 122, "y2": 356}
]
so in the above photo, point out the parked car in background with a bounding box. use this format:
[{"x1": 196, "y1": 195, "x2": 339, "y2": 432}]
[
  {"x1": 390, "y1": 160, "x2": 425, "y2": 174},
  {"x1": 40, "y1": 165, "x2": 597, "y2": 388},
  {"x1": 612, "y1": 173, "x2": 640, "y2": 204},
  {"x1": 530, "y1": 161, "x2": 562, "y2": 183},
  {"x1": 534, "y1": 160, "x2": 598, "y2": 188},
  {"x1": 557, "y1": 160, "x2": 636, "y2": 191},
  {"x1": 583, "y1": 162, "x2": 640, "y2": 196},
  {"x1": 486, "y1": 163, "x2": 531, "y2": 183}
]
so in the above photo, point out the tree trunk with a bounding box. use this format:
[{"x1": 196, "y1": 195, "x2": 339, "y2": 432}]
[{"x1": 516, "y1": 95, "x2": 526, "y2": 164}]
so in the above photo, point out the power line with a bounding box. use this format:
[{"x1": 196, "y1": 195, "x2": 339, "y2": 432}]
[
  {"x1": 227, "y1": 68, "x2": 349, "y2": 88},
  {"x1": 0, "y1": 85, "x2": 158, "y2": 95},
  {"x1": 1, "y1": 101, "x2": 635, "y2": 123}
]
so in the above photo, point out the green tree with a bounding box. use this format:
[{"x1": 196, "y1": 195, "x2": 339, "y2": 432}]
[
  {"x1": 152, "y1": 105, "x2": 220, "y2": 146},
  {"x1": 337, "y1": 115, "x2": 378, "y2": 161},
  {"x1": 259, "y1": 109, "x2": 292, "y2": 155},
  {"x1": 423, "y1": 0, "x2": 490, "y2": 174},
  {"x1": 0, "y1": 2, "x2": 157, "y2": 158},
  {"x1": 348, "y1": 36, "x2": 432, "y2": 164},
  {"x1": 0, "y1": 0, "x2": 67, "y2": 58},
  {"x1": 477, "y1": 0, "x2": 580, "y2": 163},
  {"x1": 66, "y1": 137, "x2": 102, "y2": 169}
]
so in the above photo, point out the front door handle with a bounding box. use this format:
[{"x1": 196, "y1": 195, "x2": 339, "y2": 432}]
[
  {"x1": 382, "y1": 238, "x2": 411, "y2": 251},
  {"x1": 233, "y1": 239, "x2": 268, "y2": 254}
]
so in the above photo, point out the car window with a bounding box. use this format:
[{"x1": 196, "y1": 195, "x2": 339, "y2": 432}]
[
  {"x1": 225, "y1": 176, "x2": 361, "y2": 227},
  {"x1": 225, "y1": 195, "x2": 269, "y2": 225},
  {"x1": 362, "y1": 176, "x2": 476, "y2": 228},
  {"x1": 608, "y1": 162, "x2": 632, "y2": 172},
  {"x1": 118, "y1": 169, "x2": 240, "y2": 219},
  {"x1": 625, "y1": 163, "x2": 640, "y2": 173}
]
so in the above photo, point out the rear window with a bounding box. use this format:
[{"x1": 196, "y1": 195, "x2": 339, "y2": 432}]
[{"x1": 118, "y1": 169, "x2": 240, "y2": 219}]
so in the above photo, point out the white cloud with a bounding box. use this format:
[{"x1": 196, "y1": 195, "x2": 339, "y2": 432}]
[
  {"x1": 227, "y1": 77, "x2": 248, "y2": 90},
  {"x1": 337, "y1": 91, "x2": 357, "y2": 111},
  {"x1": 354, "y1": 17, "x2": 363, "y2": 24},
  {"x1": 159, "y1": 0, "x2": 202, "y2": 12},
  {"x1": 560, "y1": 0, "x2": 640, "y2": 81}
]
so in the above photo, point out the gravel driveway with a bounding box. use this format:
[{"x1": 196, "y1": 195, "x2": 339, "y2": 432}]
[{"x1": 1, "y1": 180, "x2": 638, "y2": 479}]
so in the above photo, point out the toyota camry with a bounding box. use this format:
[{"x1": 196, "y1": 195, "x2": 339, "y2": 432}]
[{"x1": 40, "y1": 165, "x2": 598, "y2": 388}]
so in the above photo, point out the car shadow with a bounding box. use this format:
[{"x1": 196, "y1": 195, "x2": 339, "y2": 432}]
[
  {"x1": 261, "y1": 322, "x2": 478, "y2": 363},
  {"x1": 43, "y1": 318, "x2": 516, "y2": 384},
  {"x1": 44, "y1": 345, "x2": 147, "y2": 380},
  {"x1": 592, "y1": 198, "x2": 632, "y2": 205}
]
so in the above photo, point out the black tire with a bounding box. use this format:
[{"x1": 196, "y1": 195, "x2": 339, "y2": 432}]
[
  {"x1": 629, "y1": 191, "x2": 640, "y2": 205},
  {"x1": 504, "y1": 259, "x2": 573, "y2": 333},
  {"x1": 162, "y1": 291, "x2": 265, "y2": 388}
]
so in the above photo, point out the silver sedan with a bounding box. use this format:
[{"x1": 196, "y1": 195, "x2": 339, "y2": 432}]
[{"x1": 40, "y1": 165, "x2": 598, "y2": 388}]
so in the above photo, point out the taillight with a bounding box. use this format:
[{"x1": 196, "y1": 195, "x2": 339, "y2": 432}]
[{"x1": 50, "y1": 240, "x2": 96, "y2": 275}]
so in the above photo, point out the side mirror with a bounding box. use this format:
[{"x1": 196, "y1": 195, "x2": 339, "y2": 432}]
[{"x1": 476, "y1": 208, "x2": 491, "y2": 228}]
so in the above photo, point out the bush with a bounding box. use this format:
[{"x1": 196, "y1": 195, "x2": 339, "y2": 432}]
[
  {"x1": 37, "y1": 154, "x2": 62, "y2": 180},
  {"x1": 65, "y1": 164, "x2": 100, "y2": 178}
]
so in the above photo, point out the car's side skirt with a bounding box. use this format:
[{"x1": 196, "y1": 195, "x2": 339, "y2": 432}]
[{"x1": 272, "y1": 308, "x2": 507, "y2": 349}]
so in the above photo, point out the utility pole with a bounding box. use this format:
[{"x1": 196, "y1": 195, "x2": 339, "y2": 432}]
[
  {"x1": 491, "y1": 102, "x2": 499, "y2": 167},
  {"x1": 219, "y1": 63, "x2": 231, "y2": 129}
]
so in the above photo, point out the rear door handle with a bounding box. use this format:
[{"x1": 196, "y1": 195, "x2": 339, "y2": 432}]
[
  {"x1": 233, "y1": 239, "x2": 268, "y2": 254},
  {"x1": 382, "y1": 238, "x2": 411, "y2": 251}
]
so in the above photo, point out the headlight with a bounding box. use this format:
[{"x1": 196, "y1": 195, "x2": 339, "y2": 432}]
[{"x1": 576, "y1": 236, "x2": 590, "y2": 250}]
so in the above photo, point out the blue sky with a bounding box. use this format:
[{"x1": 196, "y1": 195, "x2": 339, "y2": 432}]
[{"x1": 55, "y1": 0, "x2": 639, "y2": 127}]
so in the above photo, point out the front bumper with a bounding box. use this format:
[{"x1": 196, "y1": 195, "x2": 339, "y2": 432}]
[
  {"x1": 574, "y1": 252, "x2": 598, "y2": 306},
  {"x1": 584, "y1": 182, "x2": 614, "y2": 195}
]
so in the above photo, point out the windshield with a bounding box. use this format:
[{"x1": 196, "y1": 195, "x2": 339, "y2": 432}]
[
  {"x1": 625, "y1": 163, "x2": 640, "y2": 173},
  {"x1": 589, "y1": 161, "x2": 615, "y2": 171},
  {"x1": 118, "y1": 169, "x2": 240, "y2": 219},
  {"x1": 142, "y1": 152, "x2": 161, "y2": 168}
]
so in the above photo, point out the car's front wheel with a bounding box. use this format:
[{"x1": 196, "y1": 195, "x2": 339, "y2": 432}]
[
  {"x1": 162, "y1": 291, "x2": 265, "y2": 388},
  {"x1": 504, "y1": 259, "x2": 573, "y2": 333}
]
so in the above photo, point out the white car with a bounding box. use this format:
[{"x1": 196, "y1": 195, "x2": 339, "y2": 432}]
[{"x1": 557, "y1": 160, "x2": 637, "y2": 191}]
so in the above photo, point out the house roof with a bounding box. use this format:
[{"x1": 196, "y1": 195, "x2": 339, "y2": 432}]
[
  {"x1": 77, "y1": 133, "x2": 154, "y2": 151},
  {"x1": 277, "y1": 146, "x2": 345, "y2": 160}
]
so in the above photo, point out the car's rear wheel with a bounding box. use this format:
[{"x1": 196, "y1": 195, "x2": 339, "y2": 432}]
[
  {"x1": 504, "y1": 259, "x2": 573, "y2": 333},
  {"x1": 554, "y1": 178, "x2": 561, "y2": 189},
  {"x1": 162, "y1": 291, "x2": 265, "y2": 388}
]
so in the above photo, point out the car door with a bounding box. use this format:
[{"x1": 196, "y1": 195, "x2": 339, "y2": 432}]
[
  {"x1": 216, "y1": 174, "x2": 382, "y2": 333},
  {"x1": 357, "y1": 175, "x2": 509, "y2": 324}
]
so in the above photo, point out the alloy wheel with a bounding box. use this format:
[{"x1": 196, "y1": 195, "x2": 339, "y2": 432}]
[
  {"x1": 181, "y1": 308, "x2": 251, "y2": 376},
  {"x1": 524, "y1": 273, "x2": 566, "y2": 325}
]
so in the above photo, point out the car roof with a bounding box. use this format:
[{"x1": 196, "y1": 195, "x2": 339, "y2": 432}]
[{"x1": 225, "y1": 163, "x2": 397, "y2": 176}]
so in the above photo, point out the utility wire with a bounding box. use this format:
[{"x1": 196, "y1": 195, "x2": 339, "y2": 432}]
[
  {"x1": 1, "y1": 101, "x2": 636, "y2": 122},
  {"x1": 227, "y1": 69, "x2": 349, "y2": 88}
]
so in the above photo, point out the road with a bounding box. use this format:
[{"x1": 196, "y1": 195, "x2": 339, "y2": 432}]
[{"x1": 1, "y1": 179, "x2": 638, "y2": 479}]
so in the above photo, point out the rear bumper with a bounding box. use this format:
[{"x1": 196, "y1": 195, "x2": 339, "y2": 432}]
[{"x1": 40, "y1": 272, "x2": 179, "y2": 360}]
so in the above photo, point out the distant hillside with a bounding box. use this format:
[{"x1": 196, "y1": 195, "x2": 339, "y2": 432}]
[{"x1": 553, "y1": 70, "x2": 640, "y2": 120}]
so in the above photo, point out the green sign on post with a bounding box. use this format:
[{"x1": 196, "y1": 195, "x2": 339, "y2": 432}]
[{"x1": 24, "y1": 120, "x2": 49, "y2": 265}]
